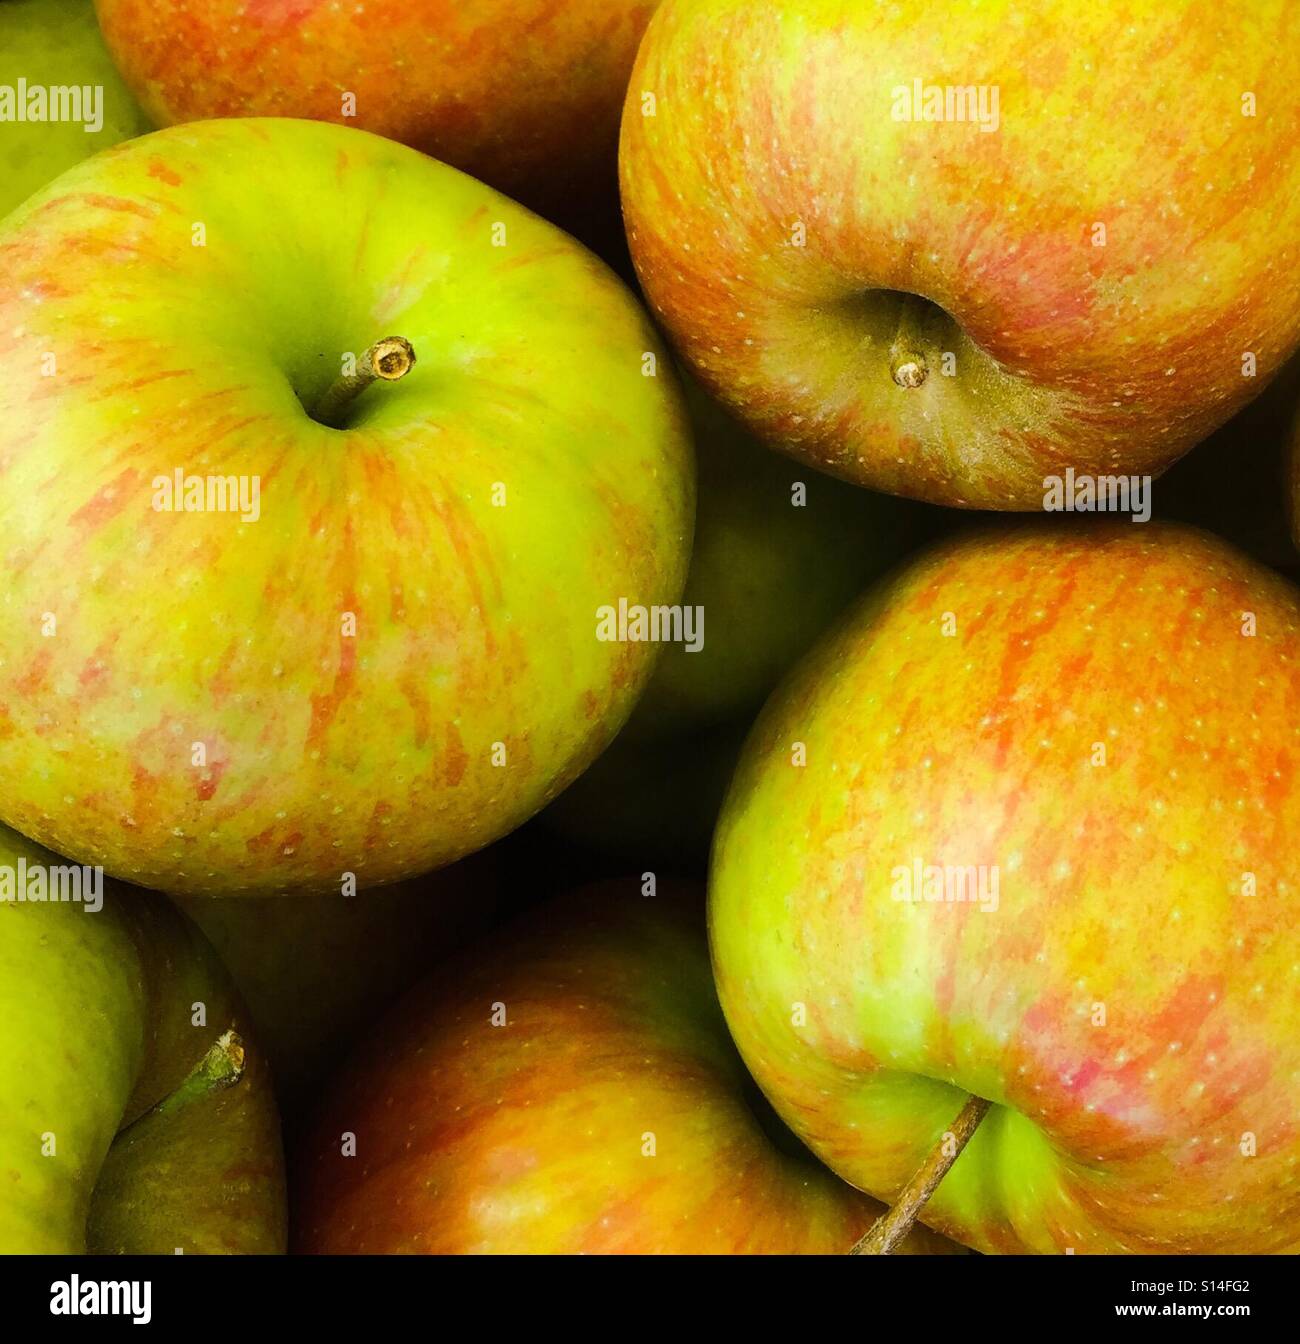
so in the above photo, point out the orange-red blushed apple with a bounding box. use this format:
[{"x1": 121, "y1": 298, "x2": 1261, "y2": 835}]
[
  {"x1": 95, "y1": 0, "x2": 660, "y2": 223},
  {"x1": 621, "y1": 0, "x2": 1300, "y2": 509},
  {"x1": 712, "y1": 521, "x2": 1300, "y2": 1253},
  {"x1": 295, "y1": 884, "x2": 964, "y2": 1254}
]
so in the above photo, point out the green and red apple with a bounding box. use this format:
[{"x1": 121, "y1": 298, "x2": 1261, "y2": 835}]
[
  {"x1": 295, "y1": 881, "x2": 964, "y2": 1254},
  {"x1": 171, "y1": 849, "x2": 502, "y2": 1116},
  {"x1": 94, "y1": 0, "x2": 659, "y2": 228},
  {"x1": 0, "y1": 118, "x2": 692, "y2": 896},
  {"x1": 0, "y1": 0, "x2": 152, "y2": 220},
  {"x1": 621, "y1": 0, "x2": 1300, "y2": 509},
  {"x1": 0, "y1": 822, "x2": 285, "y2": 1253},
  {"x1": 711, "y1": 520, "x2": 1300, "y2": 1253}
]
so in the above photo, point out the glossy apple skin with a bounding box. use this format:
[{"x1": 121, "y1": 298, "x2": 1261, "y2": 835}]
[
  {"x1": 171, "y1": 848, "x2": 502, "y2": 1116},
  {"x1": 94, "y1": 0, "x2": 658, "y2": 224},
  {"x1": 0, "y1": 0, "x2": 152, "y2": 220},
  {"x1": 711, "y1": 522, "x2": 1300, "y2": 1254},
  {"x1": 0, "y1": 119, "x2": 693, "y2": 896},
  {"x1": 0, "y1": 823, "x2": 285, "y2": 1253},
  {"x1": 295, "y1": 883, "x2": 963, "y2": 1254},
  {"x1": 621, "y1": 0, "x2": 1300, "y2": 509}
]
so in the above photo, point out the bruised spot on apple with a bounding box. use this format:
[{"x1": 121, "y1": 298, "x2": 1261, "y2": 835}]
[
  {"x1": 711, "y1": 520, "x2": 1300, "y2": 1253},
  {"x1": 294, "y1": 881, "x2": 966, "y2": 1254},
  {"x1": 0, "y1": 823, "x2": 286, "y2": 1253},
  {"x1": 620, "y1": 0, "x2": 1300, "y2": 510},
  {"x1": 0, "y1": 118, "x2": 694, "y2": 895}
]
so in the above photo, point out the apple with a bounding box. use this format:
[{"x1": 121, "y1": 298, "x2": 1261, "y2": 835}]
[
  {"x1": 171, "y1": 848, "x2": 502, "y2": 1117},
  {"x1": 0, "y1": 821, "x2": 285, "y2": 1253},
  {"x1": 94, "y1": 0, "x2": 660, "y2": 229},
  {"x1": 711, "y1": 520, "x2": 1300, "y2": 1253},
  {"x1": 0, "y1": 118, "x2": 693, "y2": 897},
  {"x1": 621, "y1": 1, "x2": 1300, "y2": 510},
  {"x1": 294, "y1": 881, "x2": 964, "y2": 1253},
  {"x1": 0, "y1": 0, "x2": 152, "y2": 220}
]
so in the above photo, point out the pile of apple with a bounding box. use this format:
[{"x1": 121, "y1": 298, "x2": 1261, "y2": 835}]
[{"x1": 2, "y1": 0, "x2": 1299, "y2": 1258}]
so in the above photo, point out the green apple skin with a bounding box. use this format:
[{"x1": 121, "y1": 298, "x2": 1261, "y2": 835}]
[
  {"x1": 711, "y1": 521, "x2": 1300, "y2": 1254},
  {"x1": 171, "y1": 848, "x2": 502, "y2": 1117},
  {"x1": 0, "y1": 119, "x2": 693, "y2": 897},
  {"x1": 294, "y1": 882, "x2": 964, "y2": 1254},
  {"x1": 0, "y1": 823, "x2": 286, "y2": 1253},
  {"x1": 0, "y1": 0, "x2": 152, "y2": 220},
  {"x1": 94, "y1": 0, "x2": 658, "y2": 230},
  {"x1": 621, "y1": 0, "x2": 1300, "y2": 510}
]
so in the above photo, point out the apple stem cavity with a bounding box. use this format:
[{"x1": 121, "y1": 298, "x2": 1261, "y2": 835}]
[
  {"x1": 312, "y1": 336, "x2": 417, "y2": 428},
  {"x1": 849, "y1": 1094, "x2": 990, "y2": 1255},
  {"x1": 889, "y1": 294, "x2": 932, "y2": 389}
]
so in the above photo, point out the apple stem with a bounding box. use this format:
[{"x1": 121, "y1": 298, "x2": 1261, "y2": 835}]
[
  {"x1": 849, "y1": 1094, "x2": 990, "y2": 1255},
  {"x1": 127, "y1": 1030, "x2": 247, "y2": 1130},
  {"x1": 312, "y1": 336, "x2": 417, "y2": 428},
  {"x1": 889, "y1": 294, "x2": 931, "y2": 389}
]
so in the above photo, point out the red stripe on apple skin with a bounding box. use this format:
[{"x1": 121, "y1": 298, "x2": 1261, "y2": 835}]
[{"x1": 146, "y1": 157, "x2": 183, "y2": 187}]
